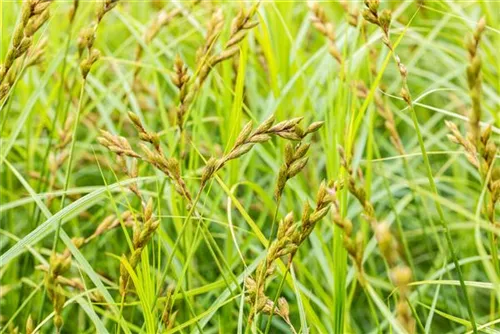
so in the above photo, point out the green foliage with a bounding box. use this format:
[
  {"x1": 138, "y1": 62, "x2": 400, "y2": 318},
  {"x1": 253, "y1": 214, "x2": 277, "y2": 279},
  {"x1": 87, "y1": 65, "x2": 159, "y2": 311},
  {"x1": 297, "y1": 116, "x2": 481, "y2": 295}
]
[{"x1": 1, "y1": 1, "x2": 499, "y2": 333}]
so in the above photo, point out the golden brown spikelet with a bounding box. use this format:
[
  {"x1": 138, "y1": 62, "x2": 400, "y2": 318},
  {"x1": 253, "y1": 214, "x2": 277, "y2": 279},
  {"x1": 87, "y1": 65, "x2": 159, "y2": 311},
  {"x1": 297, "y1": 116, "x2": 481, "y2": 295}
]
[
  {"x1": 0, "y1": 0, "x2": 54, "y2": 101},
  {"x1": 247, "y1": 181, "x2": 334, "y2": 329}
]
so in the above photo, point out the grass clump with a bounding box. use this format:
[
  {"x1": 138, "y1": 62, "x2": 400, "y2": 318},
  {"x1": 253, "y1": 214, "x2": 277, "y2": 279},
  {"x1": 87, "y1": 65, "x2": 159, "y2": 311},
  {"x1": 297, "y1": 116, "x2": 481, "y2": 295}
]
[{"x1": 1, "y1": 1, "x2": 499, "y2": 333}]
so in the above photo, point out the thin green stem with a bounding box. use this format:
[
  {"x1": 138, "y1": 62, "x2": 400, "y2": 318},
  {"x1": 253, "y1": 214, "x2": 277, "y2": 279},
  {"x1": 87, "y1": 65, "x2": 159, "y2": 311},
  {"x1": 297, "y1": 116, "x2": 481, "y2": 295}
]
[
  {"x1": 52, "y1": 81, "x2": 86, "y2": 253},
  {"x1": 150, "y1": 187, "x2": 203, "y2": 310},
  {"x1": 407, "y1": 97, "x2": 477, "y2": 333},
  {"x1": 26, "y1": 19, "x2": 75, "y2": 323},
  {"x1": 39, "y1": 79, "x2": 86, "y2": 322},
  {"x1": 249, "y1": 192, "x2": 282, "y2": 330}
]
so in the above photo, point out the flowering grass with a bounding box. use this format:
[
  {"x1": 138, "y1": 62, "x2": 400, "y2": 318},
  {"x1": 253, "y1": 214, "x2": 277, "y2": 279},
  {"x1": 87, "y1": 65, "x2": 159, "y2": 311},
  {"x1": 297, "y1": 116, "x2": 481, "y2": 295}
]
[{"x1": 0, "y1": 1, "x2": 499, "y2": 333}]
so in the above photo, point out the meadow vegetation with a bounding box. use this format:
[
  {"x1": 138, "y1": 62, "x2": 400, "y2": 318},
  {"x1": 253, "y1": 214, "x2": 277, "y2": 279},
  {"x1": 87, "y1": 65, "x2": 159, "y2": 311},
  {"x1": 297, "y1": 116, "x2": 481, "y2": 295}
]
[{"x1": 0, "y1": 0, "x2": 499, "y2": 333}]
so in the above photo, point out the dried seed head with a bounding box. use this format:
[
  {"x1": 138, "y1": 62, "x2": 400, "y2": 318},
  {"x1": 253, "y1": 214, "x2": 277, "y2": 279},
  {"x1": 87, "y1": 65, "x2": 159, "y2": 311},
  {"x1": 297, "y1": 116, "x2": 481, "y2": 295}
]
[
  {"x1": 15, "y1": 37, "x2": 33, "y2": 58},
  {"x1": 275, "y1": 165, "x2": 288, "y2": 199},
  {"x1": 71, "y1": 237, "x2": 85, "y2": 250},
  {"x1": 399, "y1": 63, "x2": 408, "y2": 78},
  {"x1": 119, "y1": 255, "x2": 129, "y2": 296},
  {"x1": 309, "y1": 205, "x2": 330, "y2": 224},
  {"x1": 227, "y1": 2, "x2": 260, "y2": 46},
  {"x1": 172, "y1": 54, "x2": 190, "y2": 96},
  {"x1": 316, "y1": 181, "x2": 327, "y2": 205},
  {"x1": 25, "y1": 9, "x2": 50, "y2": 37},
  {"x1": 446, "y1": 134, "x2": 459, "y2": 145},
  {"x1": 481, "y1": 125, "x2": 492, "y2": 144},
  {"x1": 294, "y1": 125, "x2": 304, "y2": 138},
  {"x1": 275, "y1": 130, "x2": 302, "y2": 141}
]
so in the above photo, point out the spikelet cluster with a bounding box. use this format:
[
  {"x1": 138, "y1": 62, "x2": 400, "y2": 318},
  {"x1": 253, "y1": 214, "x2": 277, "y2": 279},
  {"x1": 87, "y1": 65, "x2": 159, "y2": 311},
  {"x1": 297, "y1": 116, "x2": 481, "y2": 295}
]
[
  {"x1": 77, "y1": 28, "x2": 99, "y2": 79},
  {"x1": 465, "y1": 17, "x2": 486, "y2": 143},
  {"x1": 201, "y1": 115, "x2": 304, "y2": 188},
  {"x1": 98, "y1": 113, "x2": 195, "y2": 299},
  {"x1": 128, "y1": 112, "x2": 193, "y2": 202},
  {"x1": 340, "y1": 1, "x2": 359, "y2": 27},
  {"x1": 355, "y1": 81, "x2": 404, "y2": 155},
  {"x1": 98, "y1": 129, "x2": 142, "y2": 198},
  {"x1": 476, "y1": 128, "x2": 499, "y2": 227},
  {"x1": 100, "y1": 112, "x2": 191, "y2": 202},
  {"x1": 132, "y1": 1, "x2": 200, "y2": 88},
  {"x1": 98, "y1": 113, "x2": 323, "y2": 305},
  {"x1": 119, "y1": 199, "x2": 160, "y2": 296},
  {"x1": 85, "y1": 211, "x2": 135, "y2": 243},
  {"x1": 44, "y1": 237, "x2": 84, "y2": 332},
  {"x1": 37, "y1": 245, "x2": 103, "y2": 303},
  {"x1": 98, "y1": 124, "x2": 169, "y2": 299},
  {"x1": 338, "y1": 145, "x2": 415, "y2": 333},
  {"x1": 446, "y1": 122, "x2": 499, "y2": 234},
  {"x1": 308, "y1": 2, "x2": 342, "y2": 64},
  {"x1": 78, "y1": 0, "x2": 120, "y2": 79},
  {"x1": 174, "y1": 4, "x2": 260, "y2": 133},
  {"x1": 1, "y1": 37, "x2": 48, "y2": 102},
  {"x1": 445, "y1": 18, "x2": 498, "y2": 240},
  {"x1": 245, "y1": 276, "x2": 293, "y2": 329},
  {"x1": 330, "y1": 183, "x2": 365, "y2": 281},
  {"x1": 171, "y1": 55, "x2": 191, "y2": 132},
  {"x1": 362, "y1": 0, "x2": 391, "y2": 40},
  {"x1": 0, "y1": 0, "x2": 53, "y2": 100},
  {"x1": 160, "y1": 285, "x2": 178, "y2": 331},
  {"x1": 199, "y1": 2, "x2": 260, "y2": 84},
  {"x1": 274, "y1": 121, "x2": 324, "y2": 200},
  {"x1": 362, "y1": 1, "x2": 411, "y2": 105},
  {"x1": 247, "y1": 182, "x2": 334, "y2": 326}
]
